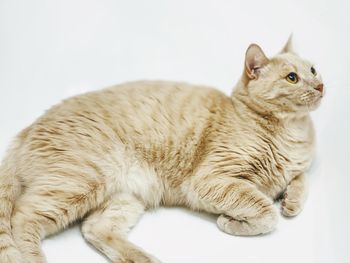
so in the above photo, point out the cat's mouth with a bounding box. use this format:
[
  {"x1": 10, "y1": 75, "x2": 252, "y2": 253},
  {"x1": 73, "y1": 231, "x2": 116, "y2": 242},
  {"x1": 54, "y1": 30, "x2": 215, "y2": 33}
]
[
  {"x1": 307, "y1": 94, "x2": 323, "y2": 110},
  {"x1": 297, "y1": 88, "x2": 323, "y2": 111},
  {"x1": 295, "y1": 92, "x2": 322, "y2": 112}
]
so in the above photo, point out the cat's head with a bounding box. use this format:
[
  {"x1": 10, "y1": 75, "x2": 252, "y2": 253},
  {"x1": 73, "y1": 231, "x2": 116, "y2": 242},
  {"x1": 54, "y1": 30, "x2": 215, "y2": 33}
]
[{"x1": 235, "y1": 37, "x2": 323, "y2": 116}]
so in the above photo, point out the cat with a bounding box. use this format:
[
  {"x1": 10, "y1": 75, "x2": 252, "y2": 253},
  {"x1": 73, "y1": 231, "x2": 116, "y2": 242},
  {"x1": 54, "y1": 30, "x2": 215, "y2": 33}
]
[{"x1": 0, "y1": 38, "x2": 323, "y2": 263}]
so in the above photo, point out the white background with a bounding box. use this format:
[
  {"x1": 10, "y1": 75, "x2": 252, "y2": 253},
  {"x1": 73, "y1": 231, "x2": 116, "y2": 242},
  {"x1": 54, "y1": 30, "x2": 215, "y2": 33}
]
[{"x1": 0, "y1": 1, "x2": 349, "y2": 262}]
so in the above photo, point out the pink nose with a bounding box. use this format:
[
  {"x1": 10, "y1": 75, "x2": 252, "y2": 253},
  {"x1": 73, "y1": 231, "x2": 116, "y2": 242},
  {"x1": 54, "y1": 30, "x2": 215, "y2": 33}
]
[{"x1": 315, "y1": 83, "x2": 324, "y2": 93}]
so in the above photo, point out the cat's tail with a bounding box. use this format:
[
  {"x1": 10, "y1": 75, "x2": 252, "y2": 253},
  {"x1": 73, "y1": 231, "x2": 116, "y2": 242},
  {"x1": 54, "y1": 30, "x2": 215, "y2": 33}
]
[{"x1": 0, "y1": 163, "x2": 23, "y2": 262}]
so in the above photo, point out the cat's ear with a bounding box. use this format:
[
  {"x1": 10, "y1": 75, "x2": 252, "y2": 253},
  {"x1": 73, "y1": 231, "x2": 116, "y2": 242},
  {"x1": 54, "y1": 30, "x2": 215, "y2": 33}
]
[
  {"x1": 281, "y1": 34, "x2": 293, "y2": 53},
  {"x1": 245, "y1": 44, "x2": 269, "y2": 79}
]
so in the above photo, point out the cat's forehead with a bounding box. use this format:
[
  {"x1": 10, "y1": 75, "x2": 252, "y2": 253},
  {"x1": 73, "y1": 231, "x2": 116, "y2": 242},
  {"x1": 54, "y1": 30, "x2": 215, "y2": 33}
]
[{"x1": 271, "y1": 53, "x2": 313, "y2": 72}]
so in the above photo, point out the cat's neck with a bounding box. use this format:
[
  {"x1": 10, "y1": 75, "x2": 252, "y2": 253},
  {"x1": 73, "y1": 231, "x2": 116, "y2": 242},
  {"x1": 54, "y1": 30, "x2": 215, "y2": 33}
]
[{"x1": 231, "y1": 80, "x2": 311, "y2": 125}]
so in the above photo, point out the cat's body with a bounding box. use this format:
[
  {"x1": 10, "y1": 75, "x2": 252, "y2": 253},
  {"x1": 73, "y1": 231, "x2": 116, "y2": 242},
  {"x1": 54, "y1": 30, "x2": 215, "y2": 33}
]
[{"x1": 0, "y1": 40, "x2": 323, "y2": 263}]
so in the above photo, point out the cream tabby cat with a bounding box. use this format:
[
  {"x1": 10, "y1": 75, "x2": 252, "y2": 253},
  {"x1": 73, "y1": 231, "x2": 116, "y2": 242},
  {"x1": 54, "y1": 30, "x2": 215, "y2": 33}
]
[{"x1": 0, "y1": 39, "x2": 323, "y2": 263}]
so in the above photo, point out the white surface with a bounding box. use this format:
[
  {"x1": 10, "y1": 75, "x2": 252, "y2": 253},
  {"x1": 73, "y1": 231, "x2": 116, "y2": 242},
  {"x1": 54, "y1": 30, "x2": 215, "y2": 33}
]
[{"x1": 0, "y1": 1, "x2": 349, "y2": 262}]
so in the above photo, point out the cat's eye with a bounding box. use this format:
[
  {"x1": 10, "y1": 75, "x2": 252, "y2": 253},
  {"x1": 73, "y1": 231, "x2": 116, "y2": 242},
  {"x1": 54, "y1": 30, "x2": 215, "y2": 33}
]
[
  {"x1": 311, "y1": 66, "x2": 316, "y2": 76},
  {"x1": 286, "y1": 72, "x2": 298, "y2": 84}
]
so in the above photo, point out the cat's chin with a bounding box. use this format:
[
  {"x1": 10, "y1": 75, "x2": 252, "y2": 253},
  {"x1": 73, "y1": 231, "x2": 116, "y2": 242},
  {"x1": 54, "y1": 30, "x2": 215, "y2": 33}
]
[
  {"x1": 305, "y1": 97, "x2": 323, "y2": 112},
  {"x1": 313, "y1": 94, "x2": 323, "y2": 107}
]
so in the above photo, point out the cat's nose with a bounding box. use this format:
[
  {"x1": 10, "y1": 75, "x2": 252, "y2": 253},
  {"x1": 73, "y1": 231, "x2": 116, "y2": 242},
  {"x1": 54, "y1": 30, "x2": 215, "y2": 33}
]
[{"x1": 315, "y1": 83, "x2": 324, "y2": 93}]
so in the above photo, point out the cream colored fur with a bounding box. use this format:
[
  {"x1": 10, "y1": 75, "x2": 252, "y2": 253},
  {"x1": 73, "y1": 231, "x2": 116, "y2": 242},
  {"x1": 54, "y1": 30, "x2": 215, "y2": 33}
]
[{"x1": 0, "y1": 40, "x2": 323, "y2": 263}]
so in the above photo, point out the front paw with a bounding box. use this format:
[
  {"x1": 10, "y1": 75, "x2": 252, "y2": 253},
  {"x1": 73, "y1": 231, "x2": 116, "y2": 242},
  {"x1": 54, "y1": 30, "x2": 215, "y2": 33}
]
[
  {"x1": 281, "y1": 191, "x2": 304, "y2": 217},
  {"x1": 217, "y1": 208, "x2": 278, "y2": 236}
]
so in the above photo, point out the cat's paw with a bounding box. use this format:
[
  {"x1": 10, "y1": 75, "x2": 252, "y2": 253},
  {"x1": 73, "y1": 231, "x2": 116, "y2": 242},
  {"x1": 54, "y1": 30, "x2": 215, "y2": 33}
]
[
  {"x1": 281, "y1": 191, "x2": 304, "y2": 217},
  {"x1": 217, "y1": 210, "x2": 277, "y2": 236},
  {"x1": 217, "y1": 214, "x2": 251, "y2": 236}
]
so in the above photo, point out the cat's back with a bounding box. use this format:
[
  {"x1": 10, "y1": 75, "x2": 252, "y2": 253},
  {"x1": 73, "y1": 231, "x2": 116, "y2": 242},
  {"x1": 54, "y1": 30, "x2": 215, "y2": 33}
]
[
  {"x1": 49, "y1": 80, "x2": 226, "y2": 118},
  {"x1": 17, "y1": 80, "x2": 230, "y2": 154},
  {"x1": 97, "y1": 80, "x2": 230, "y2": 145}
]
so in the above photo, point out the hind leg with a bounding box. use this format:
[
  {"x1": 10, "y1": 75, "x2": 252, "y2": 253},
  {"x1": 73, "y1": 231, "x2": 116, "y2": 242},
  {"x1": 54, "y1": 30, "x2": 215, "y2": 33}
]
[
  {"x1": 82, "y1": 193, "x2": 160, "y2": 263},
  {"x1": 11, "y1": 208, "x2": 49, "y2": 262},
  {"x1": 11, "y1": 180, "x2": 105, "y2": 263},
  {"x1": 11, "y1": 196, "x2": 65, "y2": 263}
]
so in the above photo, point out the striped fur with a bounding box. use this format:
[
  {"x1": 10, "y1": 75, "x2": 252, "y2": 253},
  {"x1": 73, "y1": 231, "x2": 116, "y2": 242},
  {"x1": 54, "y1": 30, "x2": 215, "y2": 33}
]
[{"x1": 0, "y1": 42, "x2": 323, "y2": 262}]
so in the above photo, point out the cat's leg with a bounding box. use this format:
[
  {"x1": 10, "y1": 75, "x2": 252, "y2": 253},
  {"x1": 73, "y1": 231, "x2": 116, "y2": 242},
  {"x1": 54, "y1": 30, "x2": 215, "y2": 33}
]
[
  {"x1": 281, "y1": 173, "x2": 307, "y2": 217},
  {"x1": 188, "y1": 176, "x2": 278, "y2": 236},
  {"x1": 11, "y1": 180, "x2": 106, "y2": 263},
  {"x1": 11, "y1": 197, "x2": 65, "y2": 263},
  {"x1": 81, "y1": 193, "x2": 160, "y2": 263},
  {"x1": 10, "y1": 208, "x2": 47, "y2": 262}
]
